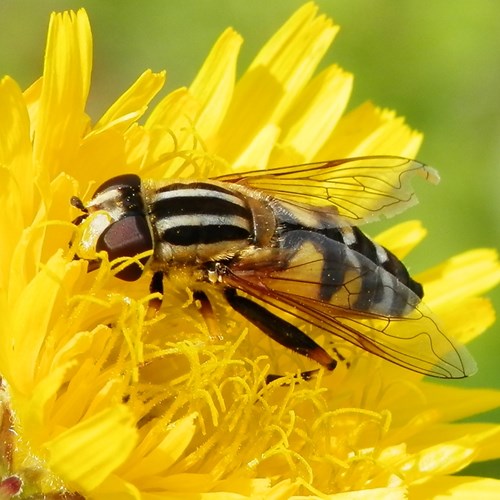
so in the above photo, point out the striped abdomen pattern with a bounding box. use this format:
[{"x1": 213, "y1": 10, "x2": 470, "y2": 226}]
[
  {"x1": 324, "y1": 224, "x2": 422, "y2": 316},
  {"x1": 280, "y1": 221, "x2": 422, "y2": 318}
]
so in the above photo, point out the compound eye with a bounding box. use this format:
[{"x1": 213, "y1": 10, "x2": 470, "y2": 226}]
[{"x1": 96, "y1": 215, "x2": 153, "y2": 281}]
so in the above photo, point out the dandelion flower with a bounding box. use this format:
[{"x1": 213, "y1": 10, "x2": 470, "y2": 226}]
[{"x1": 1, "y1": 3, "x2": 500, "y2": 498}]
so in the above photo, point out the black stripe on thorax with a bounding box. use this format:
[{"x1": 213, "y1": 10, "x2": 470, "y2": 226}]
[
  {"x1": 156, "y1": 181, "x2": 238, "y2": 196},
  {"x1": 151, "y1": 193, "x2": 251, "y2": 221},
  {"x1": 152, "y1": 182, "x2": 254, "y2": 247},
  {"x1": 162, "y1": 224, "x2": 250, "y2": 246},
  {"x1": 152, "y1": 181, "x2": 252, "y2": 221}
]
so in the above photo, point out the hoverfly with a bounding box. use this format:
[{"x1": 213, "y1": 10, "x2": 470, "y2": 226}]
[{"x1": 70, "y1": 156, "x2": 476, "y2": 379}]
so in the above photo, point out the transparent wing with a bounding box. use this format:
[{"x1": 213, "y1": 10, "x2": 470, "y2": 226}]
[
  {"x1": 216, "y1": 156, "x2": 439, "y2": 224},
  {"x1": 222, "y1": 239, "x2": 476, "y2": 379}
]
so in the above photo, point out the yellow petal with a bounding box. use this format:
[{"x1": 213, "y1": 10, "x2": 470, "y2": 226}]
[
  {"x1": 438, "y1": 296, "x2": 496, "y2": 344},
  {"x1": 471, "y1": 424, "x2": 500, "y2": 462},
  {"x1": 23, "y1": 77, "x2": 42, "y2": 140},
  {"x1": 411, "y1": 476, "x2": 500, "y2": 499},
  {"x1": 0, "y1": 77, "x2": 33, "y2": 288},
  {"x1": 125, "y1": 413, "x2": 197, "y2": 480},
  {"x1": 319, "y1": 101, "x2": 422, "y2": 159},
  {"x1": 418, "y1": 383, "x2": 500, "y2": 423},
  {"x1": 215, "y1": 3, "x2": 338, "y2": 164},
  {"x1": 374, "y1": 220, "x2": 427, "y2": 259},
  {"x1": 70, "y1": 125, "x2": 129, "y2": 185},
  {"x1": 248, "y1": 3, "x2": 337, "y2": 97},
  {"x1": 144, "y1": 88, "x2": 202, "y2": 178},
  {"x1": 233, "y1": 124, "x2": 280, "y2": 169},
  {"x1": 406, "y1": 423, "x2": 500, "y2": 463},
  {"x1": 276, "y1": 65, "x2": 353, "y2": 164},
  {"x1": 0, "y1": 169, "x2": 24, "y2": 287},
  {"x1": 92, "y1": 474, "x2": 141, "y2": 500},
  {"x1": 33, "y1": 9, "x2": 92, "y2": 177},
  {"x1": 189, "y1": 28, "x2": 242, "y2": 141},
  {"x1": 321, "y1": 487, "x2": 406, "y2": 499},
  {"x1": 401, "y1": 441, "x2": 475, "y2": 479},
  {"x1": 0, "y1": 76, "x2": 34, "y2": 220},
  {"x1": 4, "y1": 254, "x2": 82, "y2": 393},
  {"x1": 10, "y1": 363, "x2": 70, "y2": 451},
  {"x1": 137, "y1": 473, "x2": 215, "y2": 494},
  {"x1": 419, "y1": 249, "x2": 500, "y2": 308},
  {"x1": 146, "y1": 87, "x2": 195, "y2": 131},
  {"x1": 95, "y1": 69, "x2": 166, "y2": 131},
  {"x1": 45, "y1": 405, "x2": 138, "y2": 492}
]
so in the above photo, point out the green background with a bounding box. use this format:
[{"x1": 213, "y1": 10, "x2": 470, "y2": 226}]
[{"x1": 1, "y1": 0, "x2": 499, "y2": 480}]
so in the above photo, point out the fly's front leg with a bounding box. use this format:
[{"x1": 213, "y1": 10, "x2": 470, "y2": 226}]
[
  {"x1": 223, "y1": 287, "x2": 337, "y2": 382},
  {"x1": 147, "y1": 271, "x2": 164, "y2": 318}
]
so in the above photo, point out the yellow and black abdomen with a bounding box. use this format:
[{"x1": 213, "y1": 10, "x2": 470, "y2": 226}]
[{"x1": 271, "y1": 221, "x2": 423, "y2": 319}]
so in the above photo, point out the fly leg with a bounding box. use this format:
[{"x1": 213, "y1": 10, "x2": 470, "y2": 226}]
[
  {"x1": 193, "y1": 290, "x2": 223, "y2": 341},
  {"x1": 147, "y1": 271, "x2": 164, "y2": 318},
  {"x1": 223, "y1": 287, "x2": 337, "y2": 383},
  {"x1": 147, "y1": 273, "x2": 221, "y2": 340}
]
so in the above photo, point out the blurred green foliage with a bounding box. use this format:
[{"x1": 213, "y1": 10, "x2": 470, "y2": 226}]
[{"x1": 1, "y1": 0, "x2": 499, "y2": 479}]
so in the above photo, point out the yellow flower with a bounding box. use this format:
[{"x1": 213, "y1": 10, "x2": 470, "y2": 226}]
[{"x1": 1, "y1": 3, "x2": 500, "y2": 498}]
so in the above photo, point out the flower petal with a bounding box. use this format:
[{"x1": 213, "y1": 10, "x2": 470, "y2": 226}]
[
  {"x1": 0, "y1": 77, "x2": 34, "y2": 219},
  {"x1": 1, "y1": 253, "x2": 83, "y2": 392},
  {"x1": 45, "y1": 405, "x2": 138, "y2": 492},
  {"x1": 374, "y1": 220, "x2": 427, "y2": 260},
  {"x1": 233, "y1": 124, "x2": 280, "y2": 169},
  {"x1": 411, "y1": 475, "x2": 500, "y2": 499},
  {"x1": 439, "y1": 296, "x2": 496, "y2": 344},
  {"x1": 318, "y1": 101, "x2": 423, "y2": 159},
  {"x1": 70, "y1": 125, "x2": 129, "y2": 184},
  {"x1": 418, "y1": 383, "x2": 500, "y2": 423},
  {"x1": 275, "y1": 65, "x2": 353, "y2": 164},
  {"x1": 215, "y1": 3, "x2": 338, "y2": 165},
  {"x1": 189, "y1": 28, "x2": 242, "y2": 142},
  {"x1": 23, "y1": 77, "x2": 42, "y2": 140},
  {"x1": 405, "y1": 423, "x2": 500, "y2": 463},
  {"x1": 144, "y1": 88, "x2": 201, "y2": 178},
  {"x1": 319, "y1": 487, "x2": 406, "y2": 499},
  {"x1": 419, "y1": 249, "x2": 500, "y2": 308},
  {"x1": 95, "y1": 69, "x2": 166, "y2": 131},
  {"x1": 0, "y1": 168, "x2": 24, "y2": 287},
  {"x1": 124, "y1": 413, "x2": 198, "y2": 480},
  {"x1": 404, "y1": 441, "x2": 475, "y2": 479},
  {"x1": 33, "y1": 9, "x2": 92, "y2": 177},
  {"x1": 0, "y1": 77, "x2": 34, "y2": 286}
]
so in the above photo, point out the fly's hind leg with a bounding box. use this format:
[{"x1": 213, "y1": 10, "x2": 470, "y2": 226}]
[
  {"x1": 264, "y1": 369, "x2": 323, "y2": 384},
  {"x1": 223, "y1": 287, "x2": 337, "y2": 383}
]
